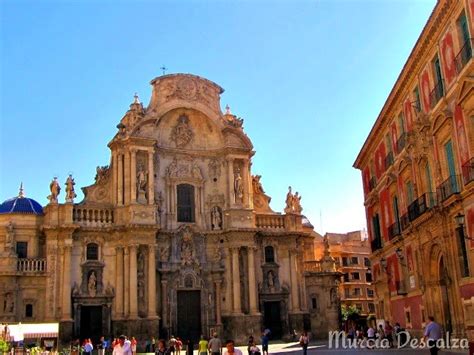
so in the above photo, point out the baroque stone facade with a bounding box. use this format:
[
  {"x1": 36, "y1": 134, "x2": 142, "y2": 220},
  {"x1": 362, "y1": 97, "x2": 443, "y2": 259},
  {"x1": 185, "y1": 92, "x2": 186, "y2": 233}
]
[{"x1": 0, "y1": 74, "x2": 340, "y2": 345}]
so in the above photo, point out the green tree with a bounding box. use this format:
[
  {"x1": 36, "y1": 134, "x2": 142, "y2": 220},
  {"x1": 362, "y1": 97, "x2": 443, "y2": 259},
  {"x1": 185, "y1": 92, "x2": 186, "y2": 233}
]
[
  {"x1": 341, "y1": 304, "x2": 360, "y2": 321},
  {"x1": 0, "y1": 339, "x2": 10, "y2": 353}
]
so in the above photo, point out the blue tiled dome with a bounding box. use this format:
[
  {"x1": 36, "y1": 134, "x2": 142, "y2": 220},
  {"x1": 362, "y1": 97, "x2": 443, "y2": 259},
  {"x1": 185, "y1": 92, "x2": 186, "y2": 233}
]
[{"x1": 0, "y1": 196, "x2": 43, "y2": 215}]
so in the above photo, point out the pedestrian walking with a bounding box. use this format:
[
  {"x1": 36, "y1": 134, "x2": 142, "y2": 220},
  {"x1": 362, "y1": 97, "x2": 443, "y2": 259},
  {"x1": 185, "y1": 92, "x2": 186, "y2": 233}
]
[
  {"x1": 176, "y1": 337, "x2": 183, "y2": 355},
  {"x1": 113, "y1": 335, "x2": 132, "y2": 355},
  {"x1": 97, "y1": 336, "x2": 106, "y2": 355},
  {"x1": 131, "y1": 336, "x2": 138, "y2": 355},
  {"x1": 208, "y1": 332, "x2": 222, "y2": 355},
  {"x1": 299, "y1": 331, "x2": 309, "y2": 355},
  {"x1": 424, "y1": 316, "x2": 442, "y2": 355},
  {"x1": 223, "y1": 340, "x2": 242, "y2": 355},
  {"x1": 156, "y1": 339, "x2": 169, "y2": 355},
  {"x1": 198, "y1": 335, "x2": 208, "y2": 355},
  {"x1": 384, "y1": 321, "x2": 394, "y2": 347},
  {"x1": 169, "y1": 335, "x2": 177, "y2": 355},
  {"x1": 260, "y1": 333, "x2": 269, "y2": 355}
]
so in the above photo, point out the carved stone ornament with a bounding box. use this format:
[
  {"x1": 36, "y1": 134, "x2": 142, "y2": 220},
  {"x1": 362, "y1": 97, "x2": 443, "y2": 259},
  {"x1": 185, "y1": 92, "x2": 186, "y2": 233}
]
[
  {"x1": 180, "y1": 229, "x2": 199, "y2": 267},
  {"x1": 170, "y1": 115, "x2": 194, "y2": 148},
  {"x1": 95, "y1": 165, "x2": 110, "y2": 185},
  {"x1": 208, "y1": 158, "x2": 221, "y2": 179},
  {"x1": 165, "y1": 157, "x2": 203, "y2": 180}
]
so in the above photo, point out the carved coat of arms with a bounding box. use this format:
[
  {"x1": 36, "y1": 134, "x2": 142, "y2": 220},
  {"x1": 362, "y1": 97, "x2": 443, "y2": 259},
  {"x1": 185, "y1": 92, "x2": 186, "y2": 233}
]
[{"x1": 171, "y1": 115, "x2": 193, "y2": 148}]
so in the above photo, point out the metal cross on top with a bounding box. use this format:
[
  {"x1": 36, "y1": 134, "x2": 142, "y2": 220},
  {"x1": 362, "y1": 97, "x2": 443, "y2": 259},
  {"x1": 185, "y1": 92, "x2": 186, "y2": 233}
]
[{"x1": 160, "y1": 65, "x2": 167, "y2": 75}]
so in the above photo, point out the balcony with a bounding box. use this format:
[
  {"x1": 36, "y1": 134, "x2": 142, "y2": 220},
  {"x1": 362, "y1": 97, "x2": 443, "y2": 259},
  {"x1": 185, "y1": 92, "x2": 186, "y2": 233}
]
[
  {"x1": 17, "y1": 258, "x2": 46, "y2": 273},
  {"x1": 429, "y1": 80, "x2": 444, "y2": 109},
  {"x1": 398, "y1": 212, "x2": 409, "y2": 231},
  {"x1": 255, "y1": 214, "x2": 285, "y2": 229},
  {"x1": 384, "y1": 151, "x2": 394, "y2": 169},
  {"x1": 304, "y1": 260, "x2": 322, "y2": 272},
  {"x1": 396, "y1": 133, "x2": 406, "y2": 154},
  {"x1": 388, "y1": 221, "x2": 401, "y2": 240},
  {"x1": 455, "y1": 38, "x2": 473, "y2": 74},
  {"x1": 395, "y1": 281, "x2": 407, "y2": 296},
  {"x1": 73, "y1": 207, "x2": 114, "y2": 227},
  {"x1": 407, "y1": 193, "x2": 435, "y2": 222},
  {"x1": 370, "y1": 238, "x2": 383, "y2": 252},
  {"x1": 462, "y1": 158, "x2": 474, "y2": 185},
  {"x1": 437, "y1": 175, "x2": 461, "y2": 202}
]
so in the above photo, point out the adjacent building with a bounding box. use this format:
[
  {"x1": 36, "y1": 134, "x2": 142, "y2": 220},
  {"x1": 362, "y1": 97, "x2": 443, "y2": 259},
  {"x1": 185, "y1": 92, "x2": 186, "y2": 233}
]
[
  {"x1": 0, "y1": 73, "x2": 341, "y2": 345},
  {"x1": 354, "y1": 0, "x2": 474, "y2": 349}
]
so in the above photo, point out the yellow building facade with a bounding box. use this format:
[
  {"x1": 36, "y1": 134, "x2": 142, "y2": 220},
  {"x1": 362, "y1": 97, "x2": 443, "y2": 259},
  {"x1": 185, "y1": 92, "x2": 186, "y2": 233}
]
[{"x1": 354, "y1": 0, "x2": 474, "y2": 349}]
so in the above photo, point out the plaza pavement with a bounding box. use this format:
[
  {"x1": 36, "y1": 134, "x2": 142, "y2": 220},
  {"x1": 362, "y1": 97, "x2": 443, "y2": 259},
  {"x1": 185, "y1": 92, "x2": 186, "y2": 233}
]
[{"x1": 231, "y1": 340, "x2": 470, "y2": 354}]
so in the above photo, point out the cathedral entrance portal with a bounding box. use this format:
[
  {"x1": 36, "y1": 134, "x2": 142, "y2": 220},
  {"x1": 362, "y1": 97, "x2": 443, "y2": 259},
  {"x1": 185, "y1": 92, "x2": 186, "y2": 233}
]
[
  {"x1": 80, "y1": 306, "x2": 103, "y2": 342},
  {"x1": 263, "y1": 301, "x2": 282, "y2": 339},
  {"x1": 177, "y1": 291, "x2": 201, "y2": 342}
]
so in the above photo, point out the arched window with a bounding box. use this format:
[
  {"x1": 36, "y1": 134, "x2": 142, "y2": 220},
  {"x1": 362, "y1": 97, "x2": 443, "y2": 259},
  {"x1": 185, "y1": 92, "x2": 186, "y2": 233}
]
[
  {"x1": 264, "y1": 246, "x2": 275, "y2": 263},
  {"x1": 177, "y1": 184, "x2": 195, "y2": 222},
  {"x1": 86, "y1": 243, "x2": 99, "y2": 261}
]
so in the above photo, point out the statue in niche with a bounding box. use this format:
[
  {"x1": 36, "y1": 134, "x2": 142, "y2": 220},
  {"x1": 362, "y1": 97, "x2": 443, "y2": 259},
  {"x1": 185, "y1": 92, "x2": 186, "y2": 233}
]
[
  {"x1": 136, "y1": 165, "x2": 148, "y2": 203},
  {"x1": 171, "y1": 115, "x2": 194, "y2": 148},
  {"x1": 137, "y1": 252, "x2": 145, "y2": 276},
  {"x1": 65, "y1": 174, "x2": 77, "y2": 203},
  {"x1": 234, "y1": 171, "x2": 244, "y2": 203},
  {"x1": 160, "y1": 245, "x2": 170, "y2": 262},
  {"x1": 47, "y1": 177, "x2": 61, "y2": 203},
  {"x1": 3, "y1": 293, "x2": 14, "y2": 313},
  {"x1": 192, "y1": 164, "x2": 203, "y2": 179},
  {"x1": 166, "y1": 158, "x2": 179, "y2": 177},
  {"x1": 72, "y1": 282, "x2": 80, "y2": 296},
  {"x1": 211, "y1": 206, "x2": 222, "y2": 230},
  {"x1": 88, "y1": 271, "x2": 97, "y2": 297},
  {"x1": 180, "y1": 230, "x2": 198, "y2": 266}
]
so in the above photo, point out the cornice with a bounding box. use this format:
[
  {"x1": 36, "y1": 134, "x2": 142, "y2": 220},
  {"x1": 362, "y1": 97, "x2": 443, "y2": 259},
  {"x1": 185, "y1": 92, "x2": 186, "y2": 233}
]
[{"x1": 354, "y1": 0, "x2": 456, "y2": 169}]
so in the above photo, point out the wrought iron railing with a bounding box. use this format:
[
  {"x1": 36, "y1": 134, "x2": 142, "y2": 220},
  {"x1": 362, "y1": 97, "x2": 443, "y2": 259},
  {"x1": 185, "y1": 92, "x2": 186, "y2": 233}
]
[
  {"x1": 400, "y1": 213, "x2": 410, "y2": 231},
  {"x1": 455, "y1": 38, "x2": 473, "y2": 74},
  {"x1": 407, "y1": 193, "x2": 434, "y2": 222},
  {"x1": 437, "y1": 175, "x2": 461, "y2": 202},
  {"x1": 388, "y1": 221, "x2": 401, "y2": 240},
  {"x1": 384, "y1": 151, "x2": 394, "y2": 169},
  {"x1": 370, "y1": 238, "x2": 383, "y2": 252},
  {"x1": 429, "y1": 80, "x2": 444, "y2": 109},
  {"x1": 396, "y1": 133, "x2": 406, "y2": 154},
  {"x1": 462, "y1": 158, "x2": 474, "y2": 185},
  {"x1": 17, "y1": 258, "x2": 46, "y2": 272}
]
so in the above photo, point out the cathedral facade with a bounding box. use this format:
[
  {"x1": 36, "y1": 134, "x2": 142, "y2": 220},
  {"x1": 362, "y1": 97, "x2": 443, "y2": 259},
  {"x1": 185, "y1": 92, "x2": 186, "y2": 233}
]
[{"x1": 0, "y1": 74, "x2": 339, "y2": 345}]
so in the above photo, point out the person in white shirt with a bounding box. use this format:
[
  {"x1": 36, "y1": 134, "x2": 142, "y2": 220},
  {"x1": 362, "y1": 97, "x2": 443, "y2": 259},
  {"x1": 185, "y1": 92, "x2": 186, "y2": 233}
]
[
  {"x1": 367, "y1": 327, "x2": 376, "y2": 349},
  {"x1": 113, "y1": 335, "x2": 132, "y2": 355},
  {"x1": 223, "y1": 340, "x2": 242, "y2": 355}
]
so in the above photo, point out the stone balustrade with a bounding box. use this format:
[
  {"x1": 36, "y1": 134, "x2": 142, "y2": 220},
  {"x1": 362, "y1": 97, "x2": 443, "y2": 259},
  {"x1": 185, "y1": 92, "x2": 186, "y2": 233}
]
[
  {"x1": 17, "y1": 258, "x2": 46, "y2": 273},
  {"x1": 73, "y1": 207, "x2": 114, "y2": 226},
  {"x1": 255, "y1": 214, "x2": 285, "y2": 229},
  {"x1": 304, "y1": 260, "x2": 322, "y2": 272}
]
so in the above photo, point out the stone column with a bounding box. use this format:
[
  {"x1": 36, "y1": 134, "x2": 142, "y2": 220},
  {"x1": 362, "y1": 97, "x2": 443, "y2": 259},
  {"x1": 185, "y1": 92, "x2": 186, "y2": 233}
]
[
  {"x1": 124, "y1": 150, "x2": 131, "y2": 204},
  {"x1": 148, "y1": 245, "x2": 157, "y2": 318},
  {"x1": 231, "y1": 247, "x2": 242, "y2": 314},
  {"x1": 112, "y1": 151, "x2": 117, "y2": 205},
  {"x1": 124, "y1": 247, "x2": 130, "y2": 317},
  {"x1": 242, "y1": 160, "x2": 250, "y2": 208},
  {"x1": 289, "y1": 251, "x2": 299, "y2": 311},
  {"x1": 148, "y1": 151, "x2": 155, "y2": 205},
  {"x1": 227, "y1": 158, "x2": 234, "y2": 207},
  {"x1": 161, "y1": 280, "x2": 168, "y2": 327},
  {"x1": 117, "y1": 153, "x2": 124, "y2": 205},
  {"x1": 61, "y1": 245, "x2": 72, "y2": 320},
  {"x1": 247, "y1": 247, "x2": 258, "y2": 314},
  {"x1": 131, "y1": 149, "x2": 137, "y2": 203},
  {"x1": 129, "y1": 244, "x2": 138, "y2": 318},
  {"x1": 224, "y1": 249, "x2": 232, "y2": 314},
  {"x1": 115, "y1": 247, "x2": 124, "y2": 318},
  {"x1": 215, "y1": 280, "x2": 222, "y2": 325}
]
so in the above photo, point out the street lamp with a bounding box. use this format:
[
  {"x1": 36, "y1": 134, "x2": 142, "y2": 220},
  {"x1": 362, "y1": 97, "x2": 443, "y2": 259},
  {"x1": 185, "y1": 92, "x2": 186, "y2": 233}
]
[{"x1": 454, "y1": 212, "x2": 470, "y2": 278}]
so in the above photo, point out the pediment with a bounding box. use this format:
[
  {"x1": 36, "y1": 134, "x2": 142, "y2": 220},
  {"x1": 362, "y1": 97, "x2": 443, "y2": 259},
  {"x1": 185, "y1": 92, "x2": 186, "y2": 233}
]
[{"x1": 456, "y1": 76, "x2": 474, "y2": 105}]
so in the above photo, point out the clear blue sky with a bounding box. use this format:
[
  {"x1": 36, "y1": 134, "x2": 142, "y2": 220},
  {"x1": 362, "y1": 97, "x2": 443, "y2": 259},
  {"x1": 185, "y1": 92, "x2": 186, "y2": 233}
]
[{"x1": 0, "y1": 0, "x2": 435, "y2": 234}]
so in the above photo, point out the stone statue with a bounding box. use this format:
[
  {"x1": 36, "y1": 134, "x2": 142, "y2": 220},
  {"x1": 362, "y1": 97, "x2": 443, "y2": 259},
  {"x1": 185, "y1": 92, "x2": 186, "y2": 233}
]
[
  {"x1": 180, "y1": 230, "x2": 197, "y2": 266},
  {"x1": 5, "y1": 222, "x2": 14, "y2": 250},
  {"x1": 192, "y1": 164, "x2": 203, "y2": 179},
  {"x1": 3, "y1": 293, "x2": 13, "y2": 313},
  {"x1": 211, "y1": 206, "x2": 222, "y2": 230},
  {"x1": 95, "y1": 165, "x2": 110, "y2": 184},
  {"x1": 284, "y1": 186, "x2": 293, "y2": 213},
  {"x1": 330, "y1": 288, "x2": 338, "y2": 305},
  {"x1": 252, "y1": 175, "x2": 265, "y2": 194},
  {"x1": 268, "y1": 271, "x2": 274, "y2": 287},
  {"x1": 65, "y1": 174, "x2": 77, "y2": 203},
  {"x1": 47, "y1": 177, "x2": 61, "y2": 203},
  {"x1": 213, "y1": 247, "x2": 223, "y2": 263},
  {"x1": 166, "y1": 158, "x2": 179, "y2": 177},
  {"x1": 234, "y1": 172, "x2": 244, "y2": 203},
  {"x1": 160, "y1": 246, "x2": 170, "y2": 262},
  {"x1": 293, "y1": 192, "x2": 302, "y2": 213},
  {"x1": 137, "y1": 165, "x2": 147, "y2": 192},
  {"x1": 171, "y1": 115, "x2": 194, "y2": 148},
  {"x1": 88, "y1": 271, "x2": 97, "y2": 297}
]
